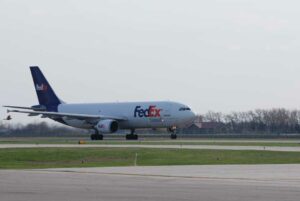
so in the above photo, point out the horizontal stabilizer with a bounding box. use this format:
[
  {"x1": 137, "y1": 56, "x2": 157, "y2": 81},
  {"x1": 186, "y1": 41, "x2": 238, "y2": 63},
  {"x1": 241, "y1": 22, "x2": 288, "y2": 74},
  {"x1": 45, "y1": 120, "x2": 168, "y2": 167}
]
[{"x1": 3, "y1": 105, "x2": 46, "y2": 111}]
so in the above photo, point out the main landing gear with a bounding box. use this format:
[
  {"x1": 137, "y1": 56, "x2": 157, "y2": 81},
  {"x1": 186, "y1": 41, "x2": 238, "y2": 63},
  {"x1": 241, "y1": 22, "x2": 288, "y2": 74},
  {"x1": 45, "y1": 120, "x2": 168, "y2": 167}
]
[
  {"x1": 90, "y1": 130, "x2": 103, "y2": 141},
  {"x1": 168, "y1": 127, "x2": 177, "y2": 140},
  {"x1": 126, "y1": 129, "x2": 138, "y2": 140}
]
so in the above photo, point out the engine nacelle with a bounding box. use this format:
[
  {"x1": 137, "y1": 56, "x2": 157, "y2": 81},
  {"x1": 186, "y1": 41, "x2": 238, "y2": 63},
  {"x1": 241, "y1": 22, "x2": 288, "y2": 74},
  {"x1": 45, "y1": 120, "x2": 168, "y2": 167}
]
[{"x1": 95, "y1": 119, "x2": 119, "y2": 134}]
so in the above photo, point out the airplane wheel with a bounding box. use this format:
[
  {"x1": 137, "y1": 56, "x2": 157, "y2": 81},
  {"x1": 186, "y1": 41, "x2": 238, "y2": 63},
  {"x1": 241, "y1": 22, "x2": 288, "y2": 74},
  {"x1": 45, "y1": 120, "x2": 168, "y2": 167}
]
[
  {"x1": 95, "y1": 134, "x2": 103, "y2": 140},
  {"x1": 170, "y1": 134, "x2": 177, "y2": 140},
  {"x1": 126, "y1": 134, "x2": 138, "y2": 140},
  {"x1": 91, "y1": 134, "x2": 96, "y2": 140},
  {"x1": 91, "y1": 134, "x2": 103, "y2": 140}
]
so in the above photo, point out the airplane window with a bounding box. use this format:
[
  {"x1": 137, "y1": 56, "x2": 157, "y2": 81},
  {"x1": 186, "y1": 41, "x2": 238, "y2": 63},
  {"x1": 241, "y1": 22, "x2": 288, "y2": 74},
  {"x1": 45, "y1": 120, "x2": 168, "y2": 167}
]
[{"x1": 179, "y1": 107, "x2": 191, "y2": 111}]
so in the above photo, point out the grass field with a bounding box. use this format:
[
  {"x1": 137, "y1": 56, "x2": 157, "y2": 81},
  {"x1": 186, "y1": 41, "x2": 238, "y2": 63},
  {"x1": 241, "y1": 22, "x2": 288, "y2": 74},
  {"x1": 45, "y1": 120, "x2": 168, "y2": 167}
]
[
  {"x1": 1, "y1": 137, "x2": 300, "y2": 147},
  {"x1": 1, "y1": 147, "x2": 300, "y2": 169}
]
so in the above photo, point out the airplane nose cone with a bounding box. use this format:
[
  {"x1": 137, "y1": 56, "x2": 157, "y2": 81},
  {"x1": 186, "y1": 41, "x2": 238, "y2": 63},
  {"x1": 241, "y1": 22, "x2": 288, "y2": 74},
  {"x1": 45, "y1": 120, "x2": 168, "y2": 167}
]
[
  {"x1": 190, "y1": 111, "x2": 197, "y2": 121},
  {"x1": 185, "y1": 111, "x2": 197, "y2": 126}
]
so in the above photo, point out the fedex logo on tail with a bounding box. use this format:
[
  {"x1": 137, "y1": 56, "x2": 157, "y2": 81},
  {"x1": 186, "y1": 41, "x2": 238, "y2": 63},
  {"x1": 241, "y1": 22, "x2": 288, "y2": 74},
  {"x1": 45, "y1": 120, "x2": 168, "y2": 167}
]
[
  {"x1": 36, "y1": 84, "x2": 48, "y2": 92},
  {"x1": 134, "y1": 105, "x2": 162, "y2": 118}
]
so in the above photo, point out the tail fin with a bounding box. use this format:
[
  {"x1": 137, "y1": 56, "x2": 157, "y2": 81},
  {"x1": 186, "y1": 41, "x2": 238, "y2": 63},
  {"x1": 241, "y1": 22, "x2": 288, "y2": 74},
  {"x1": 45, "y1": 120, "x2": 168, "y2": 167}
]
[{"x1": 30, "y1": 66, "x2": 62, "y2": 111}]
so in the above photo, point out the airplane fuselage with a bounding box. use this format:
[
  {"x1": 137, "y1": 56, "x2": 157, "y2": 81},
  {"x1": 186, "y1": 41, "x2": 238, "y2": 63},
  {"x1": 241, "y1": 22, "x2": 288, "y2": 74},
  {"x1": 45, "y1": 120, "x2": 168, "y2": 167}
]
[{"x1": 58, "y1": 101, "x2": 195, "y2": 130}]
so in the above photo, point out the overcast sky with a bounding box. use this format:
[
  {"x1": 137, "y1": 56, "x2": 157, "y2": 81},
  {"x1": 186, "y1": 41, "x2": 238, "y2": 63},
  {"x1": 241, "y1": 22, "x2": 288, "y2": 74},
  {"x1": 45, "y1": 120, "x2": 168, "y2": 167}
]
[{"x1": 1, "y1": 0, "x2": 300, "y2": 124}]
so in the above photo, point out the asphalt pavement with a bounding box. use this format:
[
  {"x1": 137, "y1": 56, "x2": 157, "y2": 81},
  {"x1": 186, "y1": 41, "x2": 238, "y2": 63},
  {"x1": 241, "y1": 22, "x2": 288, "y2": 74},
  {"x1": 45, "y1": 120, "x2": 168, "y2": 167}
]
[{"x1": 1, "y1": 164, "x2": 300, "y2": 201}]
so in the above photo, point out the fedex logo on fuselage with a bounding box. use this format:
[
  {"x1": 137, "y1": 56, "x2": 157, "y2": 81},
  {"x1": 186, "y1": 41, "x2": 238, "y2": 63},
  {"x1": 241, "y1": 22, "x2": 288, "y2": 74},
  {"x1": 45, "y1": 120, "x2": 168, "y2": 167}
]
[
  {"x1": 134, "y1": 105, "x2": 162, "y2": 118},
  {"x1": 36, "y1": 84, "x2": 48, "y2": 92}
]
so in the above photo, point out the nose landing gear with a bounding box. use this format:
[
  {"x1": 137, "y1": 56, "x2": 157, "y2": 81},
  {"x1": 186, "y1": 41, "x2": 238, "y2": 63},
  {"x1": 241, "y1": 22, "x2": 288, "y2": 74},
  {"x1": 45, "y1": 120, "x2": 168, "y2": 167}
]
[{"x1": 168, "y1": 127, "x2": 177, "y2": 140}]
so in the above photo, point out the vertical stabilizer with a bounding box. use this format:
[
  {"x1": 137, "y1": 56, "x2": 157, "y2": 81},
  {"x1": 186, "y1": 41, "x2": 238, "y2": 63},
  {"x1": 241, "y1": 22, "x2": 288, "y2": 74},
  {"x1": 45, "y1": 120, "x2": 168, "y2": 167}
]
[{"x1": 30, "y1": 66, "x2": 62, "y2": 111}]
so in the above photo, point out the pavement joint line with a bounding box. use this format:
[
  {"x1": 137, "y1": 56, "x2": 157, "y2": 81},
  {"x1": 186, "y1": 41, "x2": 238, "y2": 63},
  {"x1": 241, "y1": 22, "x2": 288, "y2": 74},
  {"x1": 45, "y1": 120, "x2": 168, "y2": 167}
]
[
  {"x1": 1, "y1": 144, "x2": 300, "y2": 152},
  {"x1": 27, "y1": 169, "x2": 300, "y2": 182}
]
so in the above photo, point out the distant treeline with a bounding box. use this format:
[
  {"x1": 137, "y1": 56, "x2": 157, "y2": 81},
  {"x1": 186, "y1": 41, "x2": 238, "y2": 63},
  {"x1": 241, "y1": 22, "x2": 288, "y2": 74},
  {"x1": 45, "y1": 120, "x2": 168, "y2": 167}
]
[
  {"x1": 200, "y1": 108, "x2": 300, "y2": 134},
  {"x1": 0, "y1": 122, "x2": 88, "y2": 137}
]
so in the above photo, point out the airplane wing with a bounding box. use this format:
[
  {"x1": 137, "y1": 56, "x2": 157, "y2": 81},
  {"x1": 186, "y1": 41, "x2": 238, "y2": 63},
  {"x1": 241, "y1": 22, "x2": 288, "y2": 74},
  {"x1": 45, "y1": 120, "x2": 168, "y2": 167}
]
[{"x1": 7, "y1": 109, "x2": 127, "y2": 122}]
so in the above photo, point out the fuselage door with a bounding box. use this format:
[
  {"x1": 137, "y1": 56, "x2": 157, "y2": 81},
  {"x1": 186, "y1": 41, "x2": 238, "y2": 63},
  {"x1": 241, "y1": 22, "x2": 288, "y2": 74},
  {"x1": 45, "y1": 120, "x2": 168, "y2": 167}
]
[{"x1": 162, "y1": 103, "x2": 173, "y2": 126}]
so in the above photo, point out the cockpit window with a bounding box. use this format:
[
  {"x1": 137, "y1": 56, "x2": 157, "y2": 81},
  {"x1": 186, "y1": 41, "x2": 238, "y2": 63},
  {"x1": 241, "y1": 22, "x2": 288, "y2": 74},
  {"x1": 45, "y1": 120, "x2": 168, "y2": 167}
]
[{"x1": 179, "y1": 107, "x2": 191, "y2": 111}]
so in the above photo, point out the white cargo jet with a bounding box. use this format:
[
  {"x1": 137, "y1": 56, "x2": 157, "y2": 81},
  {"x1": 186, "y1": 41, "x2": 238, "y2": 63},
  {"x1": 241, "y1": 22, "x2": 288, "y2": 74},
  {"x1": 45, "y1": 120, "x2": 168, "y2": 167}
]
[{"x1": 4, "y1": 67, "x2": 196, "y2": 140}]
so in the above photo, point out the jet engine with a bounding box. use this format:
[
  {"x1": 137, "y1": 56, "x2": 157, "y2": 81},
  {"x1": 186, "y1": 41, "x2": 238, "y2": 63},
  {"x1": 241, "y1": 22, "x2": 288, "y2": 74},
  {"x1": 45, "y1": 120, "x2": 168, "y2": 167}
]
[{"x1": 95, "y1": 119, "x2": 119, "y2": 134}]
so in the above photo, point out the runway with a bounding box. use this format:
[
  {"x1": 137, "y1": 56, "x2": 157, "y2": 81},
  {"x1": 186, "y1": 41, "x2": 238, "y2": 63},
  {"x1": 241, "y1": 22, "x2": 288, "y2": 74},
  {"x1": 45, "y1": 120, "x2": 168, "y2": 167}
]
[
  {"x1": 1, "y1": 165, "x2": 300, "y2": 201},
  {"x1": 1, "y1": 143, "x2": 300, "y2": 152}
]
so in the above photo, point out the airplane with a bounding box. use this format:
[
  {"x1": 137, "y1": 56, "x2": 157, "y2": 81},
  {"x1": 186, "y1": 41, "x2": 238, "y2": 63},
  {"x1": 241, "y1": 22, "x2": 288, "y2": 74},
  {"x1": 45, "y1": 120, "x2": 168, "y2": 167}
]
[{"x1": 4, "y1": 66, "x2": 196, "y2": 140}]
